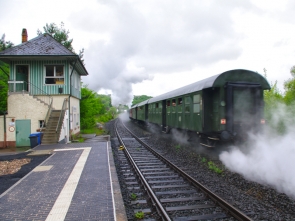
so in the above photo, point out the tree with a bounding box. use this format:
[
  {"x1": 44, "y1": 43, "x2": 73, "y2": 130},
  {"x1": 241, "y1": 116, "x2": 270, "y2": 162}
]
[
  {"x1": 0, "y1": 34, "x2": 14, "y2": 111},
  {"x1": 0, "y1": 62, "x2": 9, "y2": 111},
  {"x1": 96, "y1": 94, "x2": 112, "y2": 111},
  {"x1": 109, "y1": 107, "x2": 118, "y2": 119},
  {"x1": 132, "y1": 95, "x2": 153, "y2": 106},
  {"x1": 284, "y1": 66, "x2": 295, "y2": 105},
  {"x1": 37, "y1": 22, "x2": 85, "y2": 64},
  {"x1": 264, "y1": 80, "x2": 285, "y2": 133},
  {"x1": 37, "y1": 22, "x2": 74, "y2": 51},
  {"x1": 80, "y1": 86, "x2": 104, "y2": 129},
  {"x1": 0, "y1": 34, "x2": 14, "y2": 51}
]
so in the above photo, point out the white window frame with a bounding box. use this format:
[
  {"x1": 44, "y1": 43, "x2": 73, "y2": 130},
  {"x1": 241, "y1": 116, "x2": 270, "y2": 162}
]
[{"x1": 44, "y1": 65, "x2": 65, "y2": 85}]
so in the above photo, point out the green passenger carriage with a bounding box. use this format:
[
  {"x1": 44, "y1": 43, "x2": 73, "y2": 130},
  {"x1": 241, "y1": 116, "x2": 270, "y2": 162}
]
[{"x1": 130, "y1": 69, "x2": 270, "y2": 147}]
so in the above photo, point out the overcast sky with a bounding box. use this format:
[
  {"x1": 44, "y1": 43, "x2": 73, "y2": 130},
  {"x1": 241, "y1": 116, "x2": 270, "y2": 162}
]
[{"x1": 1, "y1": 0, "x2": 295, "y2": 105}]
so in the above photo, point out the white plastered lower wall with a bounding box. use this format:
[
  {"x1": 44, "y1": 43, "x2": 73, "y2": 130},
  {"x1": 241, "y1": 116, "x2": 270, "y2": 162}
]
[
  {"x1": 69, "y1": 96, "x2": 81, "y2": 136},
  {"x1": 0, "y1": 116, "x2": 15, "y2": 142},
  {"x1": 7, "y1": 94, "x2": 49, "y2": 133},
  {"x1": 6, "y1": 94, "x2": 80, "y2": 144}
]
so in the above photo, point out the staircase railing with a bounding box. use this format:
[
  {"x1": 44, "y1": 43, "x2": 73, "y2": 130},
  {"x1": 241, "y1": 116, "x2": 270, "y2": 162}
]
[
  {"x1": 8, "y1": 80, "x2": 52, "y2": 106},
  {"x1": 8, "y1": 81, "x2": 53, "y2": 132},
  {"x1": 56, "y1": 98, "x2": 67, "y2": 134},
  {"x1": 41, "y1": 98, "x2": 53, "y2": 132}
]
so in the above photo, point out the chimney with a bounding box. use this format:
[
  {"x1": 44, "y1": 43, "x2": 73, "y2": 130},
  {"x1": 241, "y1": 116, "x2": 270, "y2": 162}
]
[{"x1": 22, "y1": 28, "x2": 28, "y2": 43}]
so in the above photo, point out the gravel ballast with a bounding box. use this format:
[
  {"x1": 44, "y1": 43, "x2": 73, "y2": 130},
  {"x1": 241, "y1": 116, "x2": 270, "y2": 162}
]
[{"x1": 107, "y1": 117, "x2": 295, "y2": 220}]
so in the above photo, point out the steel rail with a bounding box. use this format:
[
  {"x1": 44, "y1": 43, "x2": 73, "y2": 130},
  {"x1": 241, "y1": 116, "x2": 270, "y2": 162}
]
[
  {"x1": 120, "y1": 119, "x2": 253, "y2": 221},
  {"x1": 115, "y1": 120, "x2": 172, "y2": 221}
]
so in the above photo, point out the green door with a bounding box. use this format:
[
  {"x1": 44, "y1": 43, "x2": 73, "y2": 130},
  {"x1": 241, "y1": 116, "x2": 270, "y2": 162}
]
[
  {"x1": 184, "y1": 96, "x2": 191, "y2": 130},
  {"x1": 203, "y1": 89, "x2": 219, "y2": 132},
  {"x1": 192, "y1": 93, "x2": 202, "y2": 131},
  {"x1": 16, "y1": 119, "x2": 31, "y2": 147},
  {"x1": 233, "y1": 87, "x2": 260, "y2": 132},
  {"x1": 16, "y1": 65, "x2": 29, "y2": 92}
]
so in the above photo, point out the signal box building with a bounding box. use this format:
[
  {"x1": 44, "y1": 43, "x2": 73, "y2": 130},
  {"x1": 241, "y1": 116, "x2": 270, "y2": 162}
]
[{"x1": 0, "y1": 29, "x2": 88, "y2": 148}]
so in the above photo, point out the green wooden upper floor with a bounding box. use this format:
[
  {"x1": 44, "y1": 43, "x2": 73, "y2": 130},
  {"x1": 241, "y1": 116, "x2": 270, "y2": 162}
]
[{"x1": 0, "y1": 31, "x2": 88, "y2": 99}]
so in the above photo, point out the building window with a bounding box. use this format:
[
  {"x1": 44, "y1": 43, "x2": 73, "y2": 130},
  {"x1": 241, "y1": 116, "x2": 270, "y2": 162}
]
[
  {"x1": 39, "y1": 120, "x2": 45, "y2": 128},
  {"x1": 45, "y1": 65, "x2": 64, "y2": 84}
]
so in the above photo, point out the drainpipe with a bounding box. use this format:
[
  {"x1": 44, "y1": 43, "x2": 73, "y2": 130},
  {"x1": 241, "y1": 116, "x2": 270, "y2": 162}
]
[{"x1": 68, "y1": 56, "x2": 78, "y2": 142}]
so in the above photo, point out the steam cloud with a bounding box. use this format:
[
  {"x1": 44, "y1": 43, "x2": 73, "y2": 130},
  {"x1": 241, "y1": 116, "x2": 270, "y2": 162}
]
[
  {"x1": 220, "y1": 103, "x2": 295, "y2": 199},
  {"x1": 78, "y1": 1, "x2": 245, "y2": 106}
]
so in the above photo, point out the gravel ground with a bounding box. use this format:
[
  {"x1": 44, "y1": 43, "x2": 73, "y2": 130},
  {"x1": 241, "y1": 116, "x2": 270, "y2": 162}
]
[
  {"x1": 0, "y1": 152, "x2": 49, "y2": 195},
  {"x1": 107, "y1": 117, "x2": 295, "y2": 220}
]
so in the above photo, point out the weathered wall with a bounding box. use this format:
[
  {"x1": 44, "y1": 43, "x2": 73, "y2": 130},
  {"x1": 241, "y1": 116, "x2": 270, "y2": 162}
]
[
  {"x1": 2, "y1": 94, "x2": 81, "y2": 145},
  {"x1": 0, "y1": 116, "x2": 16, "y2": 148},
  {"x1": 7, "y1": 94, "x2": 49, "y2": 133},
  {"x1": 69, "y1": 97, "x2": 81, "y2": 136}
]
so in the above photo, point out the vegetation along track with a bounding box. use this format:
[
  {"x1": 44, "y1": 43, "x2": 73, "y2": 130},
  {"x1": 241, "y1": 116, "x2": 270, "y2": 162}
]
[{"x1": 115, "y1": 119, "x2": 252, "y2": 221}]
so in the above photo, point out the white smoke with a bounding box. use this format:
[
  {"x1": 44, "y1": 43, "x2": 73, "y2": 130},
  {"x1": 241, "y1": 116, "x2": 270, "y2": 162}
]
[
  {"x1": 170, "y1": 128, "x2": 190, "y2": 145},
  {"x1": 220, "y1": 103, "x2": 295, "y2": 199},
  {"x1": 118, "y1": 111, "x2": 129, "y2": 122},
  {"x1": 78, "y1": 0, "x2": 245, "y2": 106}
]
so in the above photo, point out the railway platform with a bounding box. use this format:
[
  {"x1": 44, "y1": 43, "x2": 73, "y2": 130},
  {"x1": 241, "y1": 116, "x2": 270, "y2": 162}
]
[{"x1": 0, "y1": 135, "x2": 127, "y2": 221}]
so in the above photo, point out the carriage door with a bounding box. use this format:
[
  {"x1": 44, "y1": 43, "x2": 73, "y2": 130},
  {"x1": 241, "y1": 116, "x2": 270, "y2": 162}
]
[
  {"x1": 203, "y1": 88, "x2": 219, "y2": 132},
  {"x1": 226, "y1": 83, "x2": 262, "y2": 134},
  {"x1": 145, "y1": 104, "x2": 149, "y2": 121},
  {"x1": 162, "y1": 100, "x2": 166, "y2": 131},
  {"x1": 15, "y1": 65, "x2": 29, "y2": 92},
  {"x1": 192, "y1": 93, "x2": 202, "y2": 131}
]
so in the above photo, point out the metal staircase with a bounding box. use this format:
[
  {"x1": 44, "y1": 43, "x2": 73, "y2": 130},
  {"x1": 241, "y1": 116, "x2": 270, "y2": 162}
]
[
  {"x1": 41, "y1": 110, "x2": 65, "y2": 144},
  {"x1": 41, "y1": 98, "x2": 67, "y2": 144}
]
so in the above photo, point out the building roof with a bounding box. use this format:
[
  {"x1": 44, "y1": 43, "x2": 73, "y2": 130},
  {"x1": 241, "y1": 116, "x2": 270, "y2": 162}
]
[{"x1": 0, "y1": 33, "x2": 88, "y2": 75}]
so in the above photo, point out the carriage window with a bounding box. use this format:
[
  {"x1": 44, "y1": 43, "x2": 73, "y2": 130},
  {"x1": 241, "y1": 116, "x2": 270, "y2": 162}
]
[
  {"x1": 156, "y1": 103, "x2": 159, "y2": 108},
  {"x1": 193, "y1": 104, "x2": 200, "y2": 113},
  {"x1": 185, "y1": 96, "x2": 191, "y2": 104},
  {"x1": 167, "y1": 100, "x2": 171, "y2": 113},
  {"x1": 184, "y1": 96, "x2": 191, "y2": 113},
  {"x1": 193, "y1": 94, "x2": 200, "y2": 103},
  {"x1": 178, "y1": 98, "x2": 182, "y2": 105},
  {"x1": 172, "y1": 99, "x2": 176, "y2": 106},
  {"x1": 193, "y1": 94, "x2": 201, "y2": 113}
]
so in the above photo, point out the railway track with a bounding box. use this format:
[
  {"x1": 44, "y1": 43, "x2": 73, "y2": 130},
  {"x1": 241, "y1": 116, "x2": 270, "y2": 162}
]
[{"x1": 115, "y1": 119, "x2": 252, "y2": 221}]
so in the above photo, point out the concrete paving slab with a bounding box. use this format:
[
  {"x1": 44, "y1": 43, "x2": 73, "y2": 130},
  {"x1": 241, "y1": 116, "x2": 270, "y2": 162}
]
[
  {"x1": 27, "y1": 149, "x2": 53, "y2": 156},
  {"x1": 0, "y1": 140, "x2": 127, "y2": 221}
]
